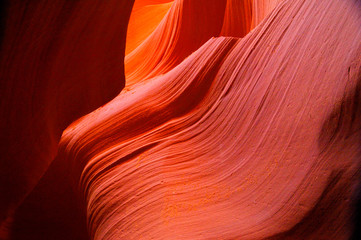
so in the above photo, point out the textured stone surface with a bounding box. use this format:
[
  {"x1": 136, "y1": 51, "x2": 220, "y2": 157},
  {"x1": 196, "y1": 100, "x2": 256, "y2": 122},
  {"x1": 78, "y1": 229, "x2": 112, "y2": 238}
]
[{"x1": 2, "y1": 0, "x2": 360, "y2": 239}]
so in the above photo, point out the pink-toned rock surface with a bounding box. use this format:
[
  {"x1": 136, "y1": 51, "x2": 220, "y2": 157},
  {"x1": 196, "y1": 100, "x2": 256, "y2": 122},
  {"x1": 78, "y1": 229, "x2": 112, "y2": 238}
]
[
  {"x1": 58, "y1": 0, "x2": 361, "y2": 239},
  {"x1": 1, "y1": 0, "x2": 361, "y2": 239}
]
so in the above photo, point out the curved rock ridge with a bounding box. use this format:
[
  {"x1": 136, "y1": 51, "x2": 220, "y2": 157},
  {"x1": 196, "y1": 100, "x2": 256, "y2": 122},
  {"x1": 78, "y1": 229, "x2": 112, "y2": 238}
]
[
  {"x1": 0, "y1": 0, "x2": 134, "y2": 237},
  {"x1": 124, "y1": 0, "x2": 228, "y2": 87},
  {"x1": 58, "y1": 0, "x2": 361, "y2": 239},
  {"x1": 220, "y1": 0, "x2": 253, "y2": 37},
  {"x1": 251, "y1": 0, "x2": 284, "y2": 28},
  {"x1": 126, "y1": 0, "x2": 173, "y2": 55},
  {"x1": 62, "y1": 36, "x2": 239, "y2": 239},
  {"x1": 124, "y1": 0, "x2": 285, "y2": 89}
]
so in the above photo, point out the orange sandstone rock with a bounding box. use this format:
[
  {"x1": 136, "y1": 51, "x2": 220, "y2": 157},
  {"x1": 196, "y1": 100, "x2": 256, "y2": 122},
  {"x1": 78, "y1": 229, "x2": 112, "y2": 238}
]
[{"x1": 58, "y1": 0, "x2": 361, "y2": 239}]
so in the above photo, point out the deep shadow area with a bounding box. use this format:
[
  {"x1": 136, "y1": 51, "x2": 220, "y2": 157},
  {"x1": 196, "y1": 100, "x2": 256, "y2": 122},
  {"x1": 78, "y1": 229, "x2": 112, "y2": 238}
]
[
  {"x1": 0, "y1": 0, "x2": 8, "y2": 46},
  {"x1": 351, "y1": 181, "x2": 361, "y2": 240},
  {"x1": 10, "y1": 155, "x2": 89, "y2": 240}
]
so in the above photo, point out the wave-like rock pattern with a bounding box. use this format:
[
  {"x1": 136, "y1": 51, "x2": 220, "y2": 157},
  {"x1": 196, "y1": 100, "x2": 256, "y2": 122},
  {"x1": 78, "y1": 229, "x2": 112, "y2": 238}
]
[
  {"x1": 124, "y1": 0, "x2": 228, "y2": 87},
  {"x1": 221, "y1": 0, "x2": 253, "y2": 37},
  {"x1": 251, "y1": 0, "x2": 284, "y2": 28},
  {"x1": 124, "y1": 0, "x2": 286, "y2": 88},
  {"x1": 57, "y1": 0, "x2": 361, "y2": 239},
  {"x1": 126, "y1": 0, "x2": 173, "y2": 55}
]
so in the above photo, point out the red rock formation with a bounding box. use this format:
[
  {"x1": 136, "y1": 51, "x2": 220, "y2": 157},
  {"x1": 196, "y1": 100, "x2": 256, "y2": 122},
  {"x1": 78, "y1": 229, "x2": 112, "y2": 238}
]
[
  {"x1": 220, "y1": 0, "x2": 253, "y2": 37},
  {"x1": 0, "y1": 0, "x2": 134, "y2": 237},
  {"x1": 126, "y1": 0, "x2": 173, "y2": 55},
  {"x1": 124, "y1": 0, "x2": 228, "y2": 87},
  {"x1": 251, "y1": 0, "x2": 284, "y2": 28},
  {"x1": 57, "y1": 0, "x2": 361, "y2": 239},
  {"x1": 124, "y1": 0, "x2": 284, "y2": 88},
  {"x1": 2, "y1": 0, "x2": 361, "y2": 239}
]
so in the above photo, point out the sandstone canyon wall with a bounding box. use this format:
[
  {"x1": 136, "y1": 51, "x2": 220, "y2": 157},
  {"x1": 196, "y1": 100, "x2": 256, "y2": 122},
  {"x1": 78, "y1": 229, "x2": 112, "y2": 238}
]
[
  {"x1": 1, "y1": 0, "x2": 360, "y2": 239},
  {"x1": 0, "y1": 0, "x2": 134, "y2": 238}
]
